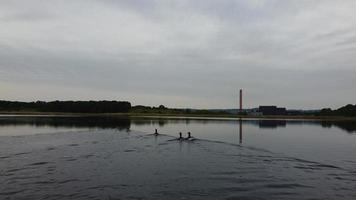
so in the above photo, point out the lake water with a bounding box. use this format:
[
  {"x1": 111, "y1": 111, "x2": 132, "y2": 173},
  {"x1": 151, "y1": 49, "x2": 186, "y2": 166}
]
[{"x1": 1, "y1": 115, "x2": 356, "y2": 199}]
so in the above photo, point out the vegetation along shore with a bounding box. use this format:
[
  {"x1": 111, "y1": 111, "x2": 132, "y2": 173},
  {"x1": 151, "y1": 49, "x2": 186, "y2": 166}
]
[{"x1": 0, "y1": 100, "x2": 356, "y2": 121}]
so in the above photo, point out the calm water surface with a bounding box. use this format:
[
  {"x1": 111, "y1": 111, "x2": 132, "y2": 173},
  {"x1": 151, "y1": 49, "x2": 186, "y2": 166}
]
[{"x1": 1, "y1": 115, "x2": 356, "y2": 199}]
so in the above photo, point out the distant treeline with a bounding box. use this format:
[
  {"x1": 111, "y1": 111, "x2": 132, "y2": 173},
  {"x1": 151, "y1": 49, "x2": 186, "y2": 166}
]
[
  {"x1": 0, "y1": 100, "x2": 131, "y2": 113},
  {"x1": 318, "y1": 104, "x2": 356, "y2": 117},
  {"x1": 131, "y1": 105, "x2": 230, "y2": 115},
  {"x1": 2, "y1": 100, "x2": 355, "y2": 117}
]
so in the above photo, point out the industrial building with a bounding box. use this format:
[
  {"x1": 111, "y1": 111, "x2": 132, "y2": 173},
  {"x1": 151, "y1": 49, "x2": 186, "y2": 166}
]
[
  {"x1": 238, "y1": 90, "x2": 287, "y2": 116},
  {"x1": 259, "y1": 106, "x2": 287, "y2": 115}
]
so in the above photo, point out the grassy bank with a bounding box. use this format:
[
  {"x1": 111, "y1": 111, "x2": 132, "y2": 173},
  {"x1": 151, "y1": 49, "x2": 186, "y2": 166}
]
[{"x1": 1, "y1": 111, "x2": 356, "y2": 121}]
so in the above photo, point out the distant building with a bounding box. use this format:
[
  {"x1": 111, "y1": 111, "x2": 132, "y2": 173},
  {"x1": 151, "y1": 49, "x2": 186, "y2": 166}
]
[{"x1": 259, "y1": 106, "x2": 287, "y2": 115}]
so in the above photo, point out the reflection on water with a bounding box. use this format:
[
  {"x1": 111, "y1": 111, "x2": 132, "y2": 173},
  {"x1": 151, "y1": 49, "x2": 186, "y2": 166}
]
[
  {"x1": 1, "y1": 116, "x2": 356, "y2": 199},
  {"x1": 239, "y1": 119, "x2": 242, "y2": 144},
  {"x1": 1, "y1": 116, "x2": 355, "y2": 133},
  {"x1": 128, "y1": 117, "x2": 356, "y2": 172},
  {"x1": 258, "y1": 120, "x2": 287, "y2": 128},
  {"x1": 1, "y1": 116, "x2": 356, "y2": 165},
  {"x1": 320, "y1": 120, "x2": 356, "y2": 133},
  {"x1": 130, "y1": 117, "x2": 356, "y2": 134},
  {"x1": 0, "y1": 116, "x2": 131, "y2": 130}
]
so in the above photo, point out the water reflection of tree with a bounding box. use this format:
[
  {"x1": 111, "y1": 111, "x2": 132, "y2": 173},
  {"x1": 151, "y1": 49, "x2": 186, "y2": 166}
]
[
  {"x1": 0, "y1": 116, "x2": 131, "y2": 131},
  {"x1": 256, "y1": 120, "x2": 356, "y2": 133},
  {"x1": 320, "y1": 121, "x2": 356, "y2": 133},
  {"x1": 6, "y1": 116, "x2": 353, "y2": 134},
  {"x1": 130, "y1": 118, "x2": 356, "y2": 134}
]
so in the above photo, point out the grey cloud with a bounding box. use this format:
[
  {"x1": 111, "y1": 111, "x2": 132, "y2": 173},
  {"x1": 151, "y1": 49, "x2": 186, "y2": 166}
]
[{"x1": 0, "y1": 0, "x2": 355, "y2": 109}]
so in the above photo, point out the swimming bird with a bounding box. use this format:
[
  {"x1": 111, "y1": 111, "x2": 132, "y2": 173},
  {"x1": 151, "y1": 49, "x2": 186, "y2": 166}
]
[
  {"x1": 154, "y1": 129, "x2": 159, "y2": 136},
  {"x1": 185, "y1": 132, "x2": 195, "y2": 141},
  {"x1": 178, "y1": 132, "x2": 183, "y2": 140}
]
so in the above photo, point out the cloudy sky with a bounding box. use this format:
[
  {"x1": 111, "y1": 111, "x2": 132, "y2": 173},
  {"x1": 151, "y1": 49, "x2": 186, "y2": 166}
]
[{"x1": 0, "y1": 0, "x2": 355, "y2": 109}]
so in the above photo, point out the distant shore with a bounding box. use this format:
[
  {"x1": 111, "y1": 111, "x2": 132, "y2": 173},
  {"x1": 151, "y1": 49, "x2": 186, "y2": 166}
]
[{"x1": 1, "y1": 111, "x2": 356, "y2": 121}]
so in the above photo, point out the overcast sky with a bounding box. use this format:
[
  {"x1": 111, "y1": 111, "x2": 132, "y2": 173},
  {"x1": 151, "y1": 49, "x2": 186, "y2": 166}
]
[{"x1": 0, "y1": 0, "x2": 355, "y2": 109}]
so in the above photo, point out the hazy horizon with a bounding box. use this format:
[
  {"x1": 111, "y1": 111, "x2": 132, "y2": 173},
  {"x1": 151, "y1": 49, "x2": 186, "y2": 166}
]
[{"x1": 1, "y1": 0, "x2": 356, "y2": 109}]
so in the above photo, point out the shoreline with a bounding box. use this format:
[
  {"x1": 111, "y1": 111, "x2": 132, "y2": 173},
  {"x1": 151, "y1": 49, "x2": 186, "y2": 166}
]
[{"x1": 1, "y1": 111, "x2": 356, "y2": 121}]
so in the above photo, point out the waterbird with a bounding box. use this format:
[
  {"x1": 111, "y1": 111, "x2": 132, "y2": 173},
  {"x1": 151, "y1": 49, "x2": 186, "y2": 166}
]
[
  {"x1": 185, "y1": 132, "x2": 195, "y2": 141},
  {"x1": 154, "y1": 129, "x2": 159, "y2": 136},
  {"x1": 187, "y1": 132, "x2": 191, "y2": 139},
  {"x1": 178, "y1": 132, "x2": 183, "y2": 140}
]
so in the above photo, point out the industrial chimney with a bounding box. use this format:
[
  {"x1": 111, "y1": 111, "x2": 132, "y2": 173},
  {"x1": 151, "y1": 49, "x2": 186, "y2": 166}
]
[{"x1": 239, "y1": 89, "x2": 242, "y2": 113}]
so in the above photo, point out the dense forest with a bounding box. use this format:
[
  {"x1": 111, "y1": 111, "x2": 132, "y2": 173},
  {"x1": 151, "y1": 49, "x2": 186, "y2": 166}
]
[
  {"x1": 318, "y1": 104, "x2": 356, "y2": 117},
  {"x1": 0, "y1": 100, "x2": 131, "y2": 113}
]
